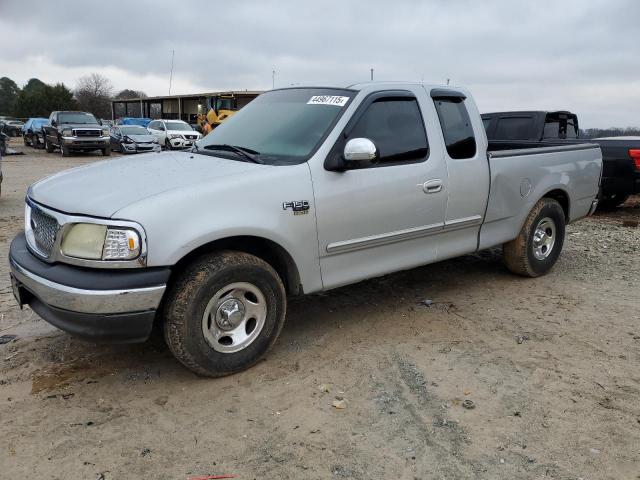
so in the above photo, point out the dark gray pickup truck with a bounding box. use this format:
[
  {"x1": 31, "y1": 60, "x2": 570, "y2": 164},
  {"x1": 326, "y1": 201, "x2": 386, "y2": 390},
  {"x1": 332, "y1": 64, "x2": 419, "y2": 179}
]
[
  {"x1": 482, "y1": 111, "x2": 640, "y2": 208},
  {"x1": 43, "y1": 111, "x2": 111, "y2": 157}
]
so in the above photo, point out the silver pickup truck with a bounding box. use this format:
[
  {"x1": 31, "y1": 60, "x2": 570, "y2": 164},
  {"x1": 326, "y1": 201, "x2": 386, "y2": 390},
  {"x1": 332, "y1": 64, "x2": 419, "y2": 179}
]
[{"x1": 9, "y1": 83, "x2": 602, "y2": 376}]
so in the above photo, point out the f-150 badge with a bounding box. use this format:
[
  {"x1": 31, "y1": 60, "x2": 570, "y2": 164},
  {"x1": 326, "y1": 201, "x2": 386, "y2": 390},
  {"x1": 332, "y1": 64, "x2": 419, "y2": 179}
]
[{"x1": 283, "y1": 200, "x2": 310, "y2": 215}]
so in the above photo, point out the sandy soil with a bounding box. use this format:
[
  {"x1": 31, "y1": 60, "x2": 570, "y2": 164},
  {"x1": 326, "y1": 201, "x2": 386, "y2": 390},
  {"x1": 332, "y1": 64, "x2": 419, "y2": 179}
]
[{"x1": 0, "y1": 138, "x2": 639, "y2": 479}]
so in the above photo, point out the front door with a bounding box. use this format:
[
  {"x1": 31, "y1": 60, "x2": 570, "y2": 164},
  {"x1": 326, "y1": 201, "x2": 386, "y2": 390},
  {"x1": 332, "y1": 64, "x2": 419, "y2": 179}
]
[{"x1": 311, "y1": 87, "x2": 448, "y2": 289}]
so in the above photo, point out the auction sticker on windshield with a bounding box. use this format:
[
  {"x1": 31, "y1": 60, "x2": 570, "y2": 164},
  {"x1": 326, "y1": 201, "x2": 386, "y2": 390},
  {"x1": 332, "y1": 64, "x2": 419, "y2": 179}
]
[{"x1": 307, "y1": 95, "x2": 350, "y2": 107}]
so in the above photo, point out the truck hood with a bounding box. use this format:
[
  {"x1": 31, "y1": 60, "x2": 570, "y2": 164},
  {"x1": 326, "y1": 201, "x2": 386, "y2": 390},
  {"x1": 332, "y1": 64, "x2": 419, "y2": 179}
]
[
  {"x1": 125, "y1": 134, "x2": 156, "y2": 143},
  {"x1": 29, "y1": 151, "x2": 259, "y2": 218},
  {"x1": 59, "y1": 123, "x2": 102, "y2": 129}
]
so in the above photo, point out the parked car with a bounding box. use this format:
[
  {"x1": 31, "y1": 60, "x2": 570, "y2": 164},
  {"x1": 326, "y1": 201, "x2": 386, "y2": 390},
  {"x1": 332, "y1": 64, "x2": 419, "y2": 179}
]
[
  {"x1": 482, "y1": 110, "x2": 640, "y2": 208},
  {"x1": 0, "y1": 130, "x2": 6, "y2": 196},
  {"x1": 9, "y1": 83, "x2": 602, "y2": 377},
  {"x1": 22, "y1": 118, "x2": 49, "y2": 148},
  {"x1": 42, "y1": 111, "x2": 110, "y2": 156},
  {"x1": 110, "y1": 125, "x2": 161, "y2": 154},
  {"x1": 147, "y1": 119, "x2": 201, "y2": 149},
  {"x1": 1, "y1": 119, "x2": 23, "y2": 137},
  {"x1": 120, "y1": 117, "x2": 152, "y2": 128}
]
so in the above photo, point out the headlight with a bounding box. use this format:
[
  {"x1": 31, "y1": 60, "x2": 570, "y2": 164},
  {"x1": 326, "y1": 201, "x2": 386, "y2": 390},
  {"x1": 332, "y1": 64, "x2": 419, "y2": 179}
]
[
  {"x1": 103, "y1": 228, "x2": 141, "y2": 260},
  {"x1": 169, "y1": 133, "x2": 182, "y2": 139},
  {"x1": 61, "y1": 224, "x2": 107, "y2": 259},
  {"x1": 62, "y1": 129, "x2": 73, "y2": 136},
  {"x1": 61, "y1": 224, "x2": 141, "y2": 261},
  {"x1": 102, "y1": 128, "x2": 109, "y2": 136}
]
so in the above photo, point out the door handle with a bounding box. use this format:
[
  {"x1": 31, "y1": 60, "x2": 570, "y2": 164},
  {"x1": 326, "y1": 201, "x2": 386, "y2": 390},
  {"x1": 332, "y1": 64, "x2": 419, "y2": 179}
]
[{"x1": 420, "y1": 179, "x2": 444, "y2": 194}]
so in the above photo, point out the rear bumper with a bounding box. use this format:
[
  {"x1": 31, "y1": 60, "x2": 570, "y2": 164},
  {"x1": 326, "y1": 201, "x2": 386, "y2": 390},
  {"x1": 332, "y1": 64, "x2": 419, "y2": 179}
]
[{"x1": 9, "y1": 232, "x2": 170, "y2": 343}]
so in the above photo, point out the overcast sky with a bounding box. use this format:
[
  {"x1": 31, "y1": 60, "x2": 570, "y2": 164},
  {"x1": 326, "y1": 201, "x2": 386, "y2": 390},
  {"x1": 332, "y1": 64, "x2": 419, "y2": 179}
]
[{"x1": 1, "y1": 0, "x2": 638, "y2": 128}]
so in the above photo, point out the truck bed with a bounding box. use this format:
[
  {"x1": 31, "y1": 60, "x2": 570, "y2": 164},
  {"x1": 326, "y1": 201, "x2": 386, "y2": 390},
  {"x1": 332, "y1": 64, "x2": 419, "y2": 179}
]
[{"x1": 479, "y1": 143, "x2": 602, "y2": 250}]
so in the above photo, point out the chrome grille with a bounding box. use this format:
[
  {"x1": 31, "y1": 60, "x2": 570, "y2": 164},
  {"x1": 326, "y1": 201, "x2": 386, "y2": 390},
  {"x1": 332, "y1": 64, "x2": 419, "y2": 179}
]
[
  {"x1": 73, "y1": 129, "x2": 101, "y2": 137},
  {"x1": 29, "y1": 206, "x2": 59, "y2": 257}
]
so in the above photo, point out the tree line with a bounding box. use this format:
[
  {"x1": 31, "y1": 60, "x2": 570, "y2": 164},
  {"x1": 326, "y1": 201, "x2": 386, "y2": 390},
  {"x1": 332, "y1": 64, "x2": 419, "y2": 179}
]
[{"x1": 0, "y1": 74, "x2": 146, "y2": 120}]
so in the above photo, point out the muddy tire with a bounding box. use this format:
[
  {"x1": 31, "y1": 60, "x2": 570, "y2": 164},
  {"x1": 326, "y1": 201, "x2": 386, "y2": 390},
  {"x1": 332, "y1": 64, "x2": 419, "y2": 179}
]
[
  {"x1": 61, "y1": 144, "x2": 70, "y2": 157},
  {"x1": 45, "y1": 138, "x2": 54, "y2": 153},
  {"x1": 503, "y1": 198, "x2": 566, "y2": 277},
  {"x1": 163, "y1": 251, "x2": 287, "y2": 377}
]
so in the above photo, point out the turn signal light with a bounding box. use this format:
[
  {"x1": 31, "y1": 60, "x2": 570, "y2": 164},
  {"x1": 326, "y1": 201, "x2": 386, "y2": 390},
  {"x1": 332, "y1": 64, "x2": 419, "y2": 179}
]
[{"x1": 629, "y1": 149, "x2": 640, "y2": 170}]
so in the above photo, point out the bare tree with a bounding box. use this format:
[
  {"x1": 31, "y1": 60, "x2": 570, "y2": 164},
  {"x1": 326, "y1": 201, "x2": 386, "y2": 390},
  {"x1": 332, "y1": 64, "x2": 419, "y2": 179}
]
[
  {"x1": 115, "y1": 89, "x2": 147, "y2": 99},
  {"x1": 75, "y1": 73, "x2": 114, "y2": 119}
]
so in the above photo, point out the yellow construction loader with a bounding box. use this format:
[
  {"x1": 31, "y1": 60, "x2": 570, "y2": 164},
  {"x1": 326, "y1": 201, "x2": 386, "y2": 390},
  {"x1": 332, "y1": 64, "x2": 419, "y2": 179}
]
[{"x1": 206, "y1": 94, "x2": 238, "y2": 128}]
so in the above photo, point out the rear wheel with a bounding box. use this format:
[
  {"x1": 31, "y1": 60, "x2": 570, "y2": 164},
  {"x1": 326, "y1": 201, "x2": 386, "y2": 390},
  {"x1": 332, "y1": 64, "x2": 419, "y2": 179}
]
[
  {"x1": 163, "y1": 251, "x2": 287, "y2": 377},
  {"x1": 23, "y1": 135, "x2": 28, "y2": 146},
  {"x1": 503, "y1": 198, "x2": 566, "y2": 277}
]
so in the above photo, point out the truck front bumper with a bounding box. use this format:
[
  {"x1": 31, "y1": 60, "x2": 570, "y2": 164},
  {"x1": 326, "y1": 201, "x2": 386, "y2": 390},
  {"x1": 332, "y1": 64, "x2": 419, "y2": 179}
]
[
  {"x1": 9, "y1": 232, "x2": 170, "y2": 343},
  {"x1": 61, "y1": 136, "x2": 110, "y2": 150}
]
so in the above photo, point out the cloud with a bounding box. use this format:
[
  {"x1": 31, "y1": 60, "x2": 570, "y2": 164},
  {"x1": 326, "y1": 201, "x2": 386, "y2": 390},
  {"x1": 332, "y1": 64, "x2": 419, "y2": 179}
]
[{"x1": 0, "y1": 0, "x2": 638, "y2": 127}]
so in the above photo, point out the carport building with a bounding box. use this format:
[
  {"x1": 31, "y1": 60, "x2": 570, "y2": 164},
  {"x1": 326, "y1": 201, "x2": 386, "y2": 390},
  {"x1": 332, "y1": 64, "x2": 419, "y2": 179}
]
[{"x1": 110, "y1": 90, "x2": 263, "y2": 124}]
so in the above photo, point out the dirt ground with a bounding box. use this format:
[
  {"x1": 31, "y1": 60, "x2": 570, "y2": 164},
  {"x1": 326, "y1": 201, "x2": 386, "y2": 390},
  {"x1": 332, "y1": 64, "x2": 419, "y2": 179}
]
[{"x1": 0, "y1": 137, "x2": 639, "y2": 480}]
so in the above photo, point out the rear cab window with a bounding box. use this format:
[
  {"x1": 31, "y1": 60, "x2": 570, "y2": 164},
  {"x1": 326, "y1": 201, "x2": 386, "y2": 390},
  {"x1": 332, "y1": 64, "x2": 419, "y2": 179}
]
[
  {"x1": 431, "y1": 91, "x2": 477, "y2": 159},
  {"x1": 494, "y1": 116, "x2": 534, "y2": 141}
]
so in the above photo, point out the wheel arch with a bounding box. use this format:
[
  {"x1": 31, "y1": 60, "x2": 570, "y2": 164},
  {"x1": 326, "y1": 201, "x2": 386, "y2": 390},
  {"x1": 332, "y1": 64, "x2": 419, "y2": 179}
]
[
  {"x1": 541, "y1": 188, "x2": 570, "y2": 221},
  {"x1": 170, "y1": 235, "x2": 303, "y2": 296}
]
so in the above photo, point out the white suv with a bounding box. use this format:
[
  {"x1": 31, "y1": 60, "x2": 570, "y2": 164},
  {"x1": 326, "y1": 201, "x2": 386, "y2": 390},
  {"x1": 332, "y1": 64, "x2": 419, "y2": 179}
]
[{"x1": 147, "y1": 119, "x2": 201, "y2": 150}]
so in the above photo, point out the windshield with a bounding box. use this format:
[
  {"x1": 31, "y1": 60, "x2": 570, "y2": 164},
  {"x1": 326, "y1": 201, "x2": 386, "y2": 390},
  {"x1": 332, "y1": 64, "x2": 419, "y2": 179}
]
[
  {"x1": 120, "y1": 126, "x2": 148, "y2": 135},
  {"x1": 215, "y1": 97, "x2": 235, "y2": 111},
  {"x1": 165, "y1": 121, "x2": 193, "y2": 131},
  {"x1": 59, "y1": 112, "x2": 98, "y2": 124},
  {"x1": 196, "y1": 88, "x2": 355, "y2": 164}
]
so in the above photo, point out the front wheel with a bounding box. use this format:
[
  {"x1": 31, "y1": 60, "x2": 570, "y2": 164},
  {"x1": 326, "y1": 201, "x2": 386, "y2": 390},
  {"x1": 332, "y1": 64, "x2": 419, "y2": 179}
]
[
  {"x1": 164, "y1": 138, "x2": 172, "y2": 150},
  {"x1": 102, "y1": 147, "x2": 111, "y2": 156},
  {"x1": 61, "y1": 144, "x2": 70, "y2": 157},
  {"x1": 503, "y1": 198, "x2": 566, "y2": 277},
  {"x1": 45, "y1": 138, "x2": 54, "y2": 153},
  {"x1": 163, "y1": 251, "x2": 287, "y2": 377}
]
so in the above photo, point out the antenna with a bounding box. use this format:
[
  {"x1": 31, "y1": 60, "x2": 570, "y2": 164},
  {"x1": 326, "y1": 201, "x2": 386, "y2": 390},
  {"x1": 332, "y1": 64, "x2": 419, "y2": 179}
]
[
  {"x1": 446, "y1": 78, "x2": 450, "y2": 86},
  {"x1": 168, "y1": 50, "x2": 175, "y2": 95},
  {"x1": 272, "y1": 69, "x2": 276, "y2": 89},
  {"x1": 370, "y1": 68, "x2": 374, "y2": 81}
]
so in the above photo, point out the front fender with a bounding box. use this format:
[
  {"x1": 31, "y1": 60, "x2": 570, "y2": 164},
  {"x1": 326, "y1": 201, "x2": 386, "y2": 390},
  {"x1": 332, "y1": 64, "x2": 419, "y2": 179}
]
[{"x1": 114, "y1": 163, "x2": 323, "y2": 293}]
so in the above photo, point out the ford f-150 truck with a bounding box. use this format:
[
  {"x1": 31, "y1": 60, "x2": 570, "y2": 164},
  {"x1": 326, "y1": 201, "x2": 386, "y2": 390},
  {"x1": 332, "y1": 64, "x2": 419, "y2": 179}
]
[
  {"x1": 482, "y1": 110, "x2": 640, "y2": 208},
  {"x1": 43, "y1": 111, "x2": 111, "y2": 157},
  {"x1": 9, "y1": 83, "x2": 602, "y2": 376}
]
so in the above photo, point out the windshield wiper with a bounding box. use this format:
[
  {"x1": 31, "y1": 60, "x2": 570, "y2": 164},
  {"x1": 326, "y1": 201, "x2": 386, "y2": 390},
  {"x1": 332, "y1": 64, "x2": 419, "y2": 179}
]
[{"x1": 203, "y1": 144, "x2": 264, "y2": 164}]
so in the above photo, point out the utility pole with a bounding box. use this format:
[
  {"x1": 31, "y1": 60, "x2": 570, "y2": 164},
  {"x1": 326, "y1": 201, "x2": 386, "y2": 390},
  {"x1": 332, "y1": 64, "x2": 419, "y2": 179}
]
[
  {"x1": 370, "y1": 68, "x2": 374, "y2": 81},
  {"x1": 272, "y1": 70, "x2": 276, "y2": 89},
  {"x1": 168, "y1": 50, "x2": 175, "y2": 95}
]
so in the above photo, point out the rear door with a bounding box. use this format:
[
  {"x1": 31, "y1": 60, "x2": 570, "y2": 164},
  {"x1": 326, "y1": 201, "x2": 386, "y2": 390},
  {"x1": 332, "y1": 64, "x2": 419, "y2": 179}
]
[
  {"x1": 429, "y1": 89, "x2": 490, "y2": 260},
  {"x1": 311, "y1": 87, "x2": 449, "y2": 289}
]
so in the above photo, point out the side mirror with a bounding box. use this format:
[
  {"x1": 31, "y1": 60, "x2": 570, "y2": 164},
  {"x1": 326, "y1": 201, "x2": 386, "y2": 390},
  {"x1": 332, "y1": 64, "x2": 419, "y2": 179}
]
[
  {"x1": 343, "y1": 138, "x2": 377, "y2": 162},
  {"x1": 51, "y1": 121, "x2": 57, "y2": 127}
]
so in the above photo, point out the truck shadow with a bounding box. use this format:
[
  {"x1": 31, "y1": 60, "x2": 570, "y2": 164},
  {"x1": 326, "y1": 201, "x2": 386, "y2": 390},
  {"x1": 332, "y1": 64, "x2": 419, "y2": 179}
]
[{"x1": 17, "y1": 247, "x2": 508, "y2": 391}]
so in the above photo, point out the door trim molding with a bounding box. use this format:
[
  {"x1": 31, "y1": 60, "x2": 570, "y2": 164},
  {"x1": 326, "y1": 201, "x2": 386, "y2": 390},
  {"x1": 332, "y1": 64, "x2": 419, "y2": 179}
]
[
  {"x1": 325, "y1": 215, "x2": 483, "y2": 255},
  {"x1": 326, "y1": 222, "x2": 444, "y2": 254}
]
